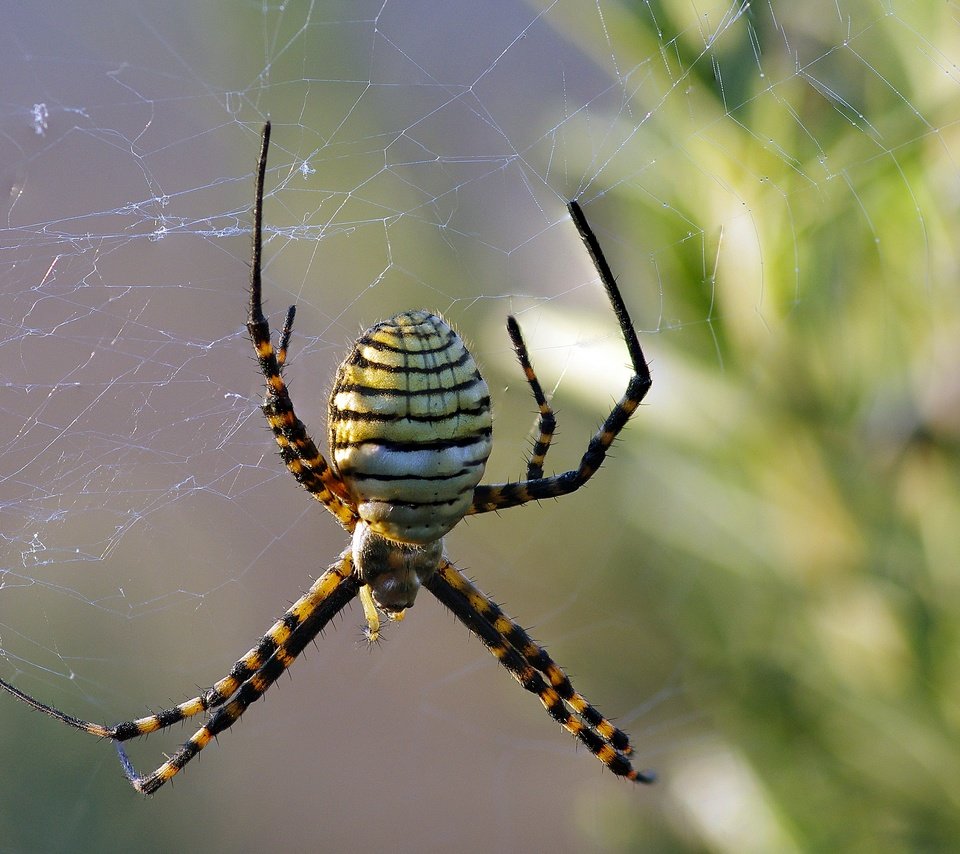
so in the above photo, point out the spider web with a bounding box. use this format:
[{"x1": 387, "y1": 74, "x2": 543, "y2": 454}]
[{"x1": 2, "y1": 1, "x2": 958, "y2": 850}]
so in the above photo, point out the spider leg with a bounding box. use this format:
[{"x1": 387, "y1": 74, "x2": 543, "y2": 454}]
[
  {"x1": 0, "y1": 675, "x2": 113, "y2": 738},
  {"x1": 505, "y1": 315, "x2": 556, "y2": 480},
  {"x1": 469, "y1": 200, "x2": 652, "y2": 514},
  {"x1": 0, "y1": 555, "x2": 360, "y2": 794},
  {"x1": 433, "y1": 560, "x2": 633, "y2": 752},
  {"x1": 425, "y1": 559, "x2": 654, "y2": 783},
  {"x1": 246, "y1": 121, "x2": 358, "y2": 531},
  {"x1": 117, "y1": 556, "x2": 360, "y2": 794},
  {"x1": 105, "y1": 549, "x2": 355, "y2": 740}
]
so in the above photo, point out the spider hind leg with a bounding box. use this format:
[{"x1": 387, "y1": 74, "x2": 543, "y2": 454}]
[
  {"x1": 246, "y1": 121, "x2": 358, "y2": 529},
  {"x1": 468, "y1": 200, "x2": 652, "y2": 516},
  {"x1": 505, "y1": 315, "x2": 557, "y2": 480}
]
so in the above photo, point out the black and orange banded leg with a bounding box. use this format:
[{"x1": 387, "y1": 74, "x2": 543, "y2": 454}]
[
  {"x1": 247, "y1": 121, "x2": 358, "y2": 531},
  {"x1": 433, "y1": 560, "x2": 634, "y2": 754},
  {"x1": 425, "y1": 560, "x2": 654, "y2": 783},
  {"x1": 0, "y1": 557, "x2": 361, "y2": 794},
  {"x1": 505, "y1": 315, "x2": 557, "y2": 480},
  {"x1": 469, "y1": 199, "x2": 651, "y2": 515},
  {"x1": 107, "y1": 551, "x2": 358, "y2": 740},
  {"x1": 117, "y1": 558, "x2": 360, "y2": 793}
]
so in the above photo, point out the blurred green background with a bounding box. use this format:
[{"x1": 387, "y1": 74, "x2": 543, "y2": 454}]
[{"x1": 1, "y1": 2, "x2": 958, "y2": 851}]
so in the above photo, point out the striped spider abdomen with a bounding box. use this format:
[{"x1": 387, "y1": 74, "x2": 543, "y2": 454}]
[{"x1": 329, "y1": 310, "x2": 493, "y2": 545}]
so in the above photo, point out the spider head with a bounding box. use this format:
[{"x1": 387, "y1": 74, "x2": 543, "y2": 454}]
[{"x1": 352, "y1": 522, "x2": 443, "y2": 613}]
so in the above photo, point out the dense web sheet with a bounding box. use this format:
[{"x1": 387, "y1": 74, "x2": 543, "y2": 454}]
[{"x1": 2, "y1": 1, "x2": 959, "y2": 850}]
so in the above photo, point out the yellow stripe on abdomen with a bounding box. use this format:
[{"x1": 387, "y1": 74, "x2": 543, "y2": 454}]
[{"x1": 329, "y1": 310, "x2": 492, "y2": 544}]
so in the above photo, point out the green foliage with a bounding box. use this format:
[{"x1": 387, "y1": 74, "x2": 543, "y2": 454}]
[{"x1": 557, "y1": 1, "x2": 960, "y2": 849}]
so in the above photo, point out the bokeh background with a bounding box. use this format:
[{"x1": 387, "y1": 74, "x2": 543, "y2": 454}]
[{"x1": 1, "y1": 2, "x2": 958, "y2": 851}]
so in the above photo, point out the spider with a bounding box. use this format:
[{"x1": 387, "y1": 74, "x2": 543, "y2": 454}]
[{"x1": 0, "y1": 121, "x2": 654, "y2": 793}]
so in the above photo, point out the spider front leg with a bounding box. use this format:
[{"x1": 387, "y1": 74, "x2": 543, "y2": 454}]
[
  {"x1": 0, "y1": 556, "x2": 360, "y2": 794},
  {"x1": 425, "y1": 560, "x2": 654, "y2": 783},
  {"x1": 116, "y1": 557, "x2": 360, "y2": 793},
  {"x1": 469, "y1": 200, "x2": 652, "y2": 514},
  {"x1": 246, "y1": 121, "x2": 358, "y2": 530}
]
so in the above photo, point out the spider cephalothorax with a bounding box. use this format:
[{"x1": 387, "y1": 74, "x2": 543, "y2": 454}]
[{"x1": 0, "y1": 121, "x2": 654, "y2": 793}]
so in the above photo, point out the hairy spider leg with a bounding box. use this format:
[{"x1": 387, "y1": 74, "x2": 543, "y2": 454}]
[
  {"x1": 247, "y1": 121, "x2": 358, "y2": 530},
  {"x1": 0, "y1": 557, "x2": 360, "y2": 793},
  {"x1": 118, "y1": 558, "x2": 360, "y2": 793},
  {"x1": 505, "y1": 315, "x2": 557, "y2": 480},
  {"x1": 468, "y1": 200, "x2": 651, "y2": 514},
  {"x1": 426, "y1": 560, "x2": 654, "y2": 783}
]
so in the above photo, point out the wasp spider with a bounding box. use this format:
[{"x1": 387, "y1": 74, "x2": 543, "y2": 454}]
[{"x1": 0, "y1": 122, "x2": 654, "y2": 793}]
